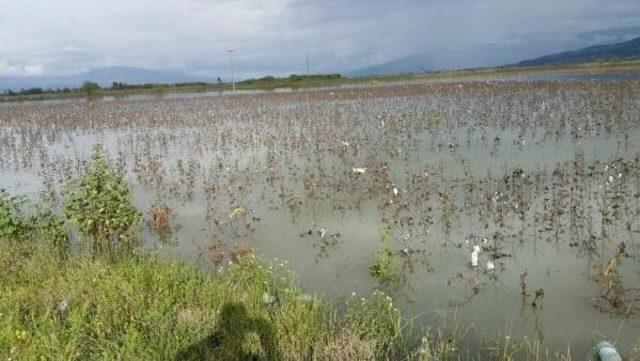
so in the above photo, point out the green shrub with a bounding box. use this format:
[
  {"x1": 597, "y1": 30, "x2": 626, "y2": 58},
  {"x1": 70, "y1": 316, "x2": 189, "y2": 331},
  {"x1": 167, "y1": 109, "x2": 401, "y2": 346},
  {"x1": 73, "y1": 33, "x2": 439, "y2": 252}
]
[
  {"x1": 63, "y1": 144, "x2": 142, "y2": 257},
  {"x1": 370, "y1": 229, "x2": 403, "y2": 283},
  {"x1": 0, "y1": 188, "x2": 30, "y2": 240},
  {"x1": 31, "y1": 191, "x2": 70, "y2": 258}
]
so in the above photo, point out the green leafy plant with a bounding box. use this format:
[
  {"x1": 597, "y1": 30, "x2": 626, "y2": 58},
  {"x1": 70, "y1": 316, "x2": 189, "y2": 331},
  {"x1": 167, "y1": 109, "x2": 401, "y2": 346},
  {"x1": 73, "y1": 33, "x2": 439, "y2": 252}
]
[
  {"x1": 370, "y1": 229, "x2": 403, "y2": 283},
  {"x1": 31, "y1": 191, "x2": 70, "y2": 258},
  {"x1": 0, "y1": 188, "x2": 30, "y2": 240},
  {"x1": 63, "y1": 144, "x2": 142, "y2": 257}
]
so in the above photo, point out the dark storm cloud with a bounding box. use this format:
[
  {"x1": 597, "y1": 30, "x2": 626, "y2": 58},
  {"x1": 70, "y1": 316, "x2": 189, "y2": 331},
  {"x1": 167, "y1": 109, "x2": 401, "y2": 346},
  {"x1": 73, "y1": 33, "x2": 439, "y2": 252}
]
[{"x1": 1, "y1": 0, "x2": 639, "y2": 77}]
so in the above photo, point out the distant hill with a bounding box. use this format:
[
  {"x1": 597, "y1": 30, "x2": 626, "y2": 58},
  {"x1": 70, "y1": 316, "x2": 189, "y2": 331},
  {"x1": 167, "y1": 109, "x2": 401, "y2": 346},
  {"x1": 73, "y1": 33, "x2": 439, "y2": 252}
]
[
  {"x1": 0, "y1": 66, "x2": 215, "y2": 91},
  {"x1": 350, "y1": 33, "x2": 640, "y2": 77},
  {"x1": 348, "y1": 53, "x2": 440, "y2": 77},
  {"x1": 348, "y1": 45, "x2": 542, "y2": 77},
  {"x1": 515, "y1": 36, "x2": 640, "y2": 67}
]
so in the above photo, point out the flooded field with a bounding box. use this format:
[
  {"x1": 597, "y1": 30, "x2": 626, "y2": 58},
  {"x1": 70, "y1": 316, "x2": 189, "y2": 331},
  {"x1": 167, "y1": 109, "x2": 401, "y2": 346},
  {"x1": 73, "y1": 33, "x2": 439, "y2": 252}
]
[{"x1": 1, "y1": 78, "x2": 639, "y2": 358}]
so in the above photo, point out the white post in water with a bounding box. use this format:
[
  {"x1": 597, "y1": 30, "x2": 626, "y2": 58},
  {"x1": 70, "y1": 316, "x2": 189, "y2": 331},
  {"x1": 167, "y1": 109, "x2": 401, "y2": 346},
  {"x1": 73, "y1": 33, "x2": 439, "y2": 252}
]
[{"x1": 227, "y1": 48, "x2": 235, "y2": 92}]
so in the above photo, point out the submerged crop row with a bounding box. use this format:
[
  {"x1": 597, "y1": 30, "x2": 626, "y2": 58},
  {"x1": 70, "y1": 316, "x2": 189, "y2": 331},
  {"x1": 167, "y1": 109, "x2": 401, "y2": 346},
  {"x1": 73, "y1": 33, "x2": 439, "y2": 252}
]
[
  {"x1": 0, "y1": 149, "x2": 583, "y2": 360},
  {"x1": 0, "y1": 79, "x2": 639, "y2": 358}
]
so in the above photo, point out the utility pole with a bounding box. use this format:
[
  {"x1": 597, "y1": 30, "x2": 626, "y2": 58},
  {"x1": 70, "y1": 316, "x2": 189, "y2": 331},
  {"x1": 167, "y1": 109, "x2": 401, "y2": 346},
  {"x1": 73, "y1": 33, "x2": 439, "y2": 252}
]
[
  {"x1": 306, "y1": 53, "x2": 310, "y2": 75},
  {"x1": 227, "y1": 48, "x2": 235, "y2": 92}
]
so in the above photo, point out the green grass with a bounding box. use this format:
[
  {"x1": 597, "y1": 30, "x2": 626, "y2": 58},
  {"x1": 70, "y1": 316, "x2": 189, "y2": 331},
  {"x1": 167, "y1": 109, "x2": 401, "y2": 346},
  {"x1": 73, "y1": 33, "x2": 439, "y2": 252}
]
[
  {"x1": 0, "y1": 236, "x2": 589, "y2": 360},
  {"x1": 0, "y1": 238, "x2": 405, "y2": 360}
]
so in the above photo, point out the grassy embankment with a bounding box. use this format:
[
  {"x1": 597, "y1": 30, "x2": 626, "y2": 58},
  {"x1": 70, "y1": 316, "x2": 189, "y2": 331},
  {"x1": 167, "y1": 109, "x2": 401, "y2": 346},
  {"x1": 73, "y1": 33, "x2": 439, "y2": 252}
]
[
  {"x1": 0, "y1": 237, "x2": 576, "y2": 361},
  {"x1": 2, "y1": 59, "x2": 640, "y2": 102},
  {"x1": 0, "y1": 238, "x2": 407, "y2": 360}
]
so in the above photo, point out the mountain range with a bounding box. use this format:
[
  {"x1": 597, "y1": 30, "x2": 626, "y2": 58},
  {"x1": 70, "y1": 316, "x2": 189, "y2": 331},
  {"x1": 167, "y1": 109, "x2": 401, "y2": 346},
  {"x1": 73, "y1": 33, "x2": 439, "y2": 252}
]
[
  {"x1": 515, "y1": 36, "x2": 640, "y2": 67},
  {"x1": 350, "y1": 35, "x2": 640, "y2": 76},
  {"x1": 2, "y1": 35, "x2": 639, "y2": 91}
]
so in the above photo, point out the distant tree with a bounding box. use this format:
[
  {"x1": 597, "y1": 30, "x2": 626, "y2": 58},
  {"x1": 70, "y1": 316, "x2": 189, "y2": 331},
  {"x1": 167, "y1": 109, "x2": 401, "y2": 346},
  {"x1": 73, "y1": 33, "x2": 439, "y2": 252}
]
[
  {"x1": 80, "y1": 81, "x2": 100, "y2": 95},
  {"x1": 22, "y1": 88, "x2": 44, "y2": 95}
]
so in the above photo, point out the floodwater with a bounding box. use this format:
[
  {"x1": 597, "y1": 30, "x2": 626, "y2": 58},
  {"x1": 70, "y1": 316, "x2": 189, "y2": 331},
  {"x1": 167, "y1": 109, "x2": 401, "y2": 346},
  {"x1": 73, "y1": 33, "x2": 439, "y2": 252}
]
[{"x1": 1, "y1": 75, "x2": 639, "y2": 358}]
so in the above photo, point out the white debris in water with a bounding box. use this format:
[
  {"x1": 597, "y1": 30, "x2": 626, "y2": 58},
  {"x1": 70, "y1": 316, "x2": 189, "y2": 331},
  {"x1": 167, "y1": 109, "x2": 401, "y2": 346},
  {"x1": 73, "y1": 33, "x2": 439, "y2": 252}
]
[
  {"x1": 486, "y1": 261, "x2": 495, "y2": 270},
  {"x1": 352, "y1": 167, "x2": 367, "y2": 174},
  {"x1": 470, "y1": 245, "x2": 480, "y2": 268},
  {"x1": 392, "y1": 187, "x2": 399, "y2": 196},
  {"x1": 319, "y1": 227, "x2": 326, "y2": 239}
]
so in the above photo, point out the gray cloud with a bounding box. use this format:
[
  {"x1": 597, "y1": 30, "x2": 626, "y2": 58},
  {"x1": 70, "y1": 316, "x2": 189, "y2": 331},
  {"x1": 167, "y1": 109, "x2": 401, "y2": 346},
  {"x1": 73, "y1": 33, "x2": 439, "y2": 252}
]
[{"x1": 1, "y1": 0, "x2": 639, "y2": 77}]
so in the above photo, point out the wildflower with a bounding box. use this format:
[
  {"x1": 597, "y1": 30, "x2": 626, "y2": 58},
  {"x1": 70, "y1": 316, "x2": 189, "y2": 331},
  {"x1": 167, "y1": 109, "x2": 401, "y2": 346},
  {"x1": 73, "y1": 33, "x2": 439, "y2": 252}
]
[
  {"x1": 58, "y1": 300, "x2": 69, "y2": 312},
  {"x1": 15, "y1": 330, "x2": 26, "y2": 340}
]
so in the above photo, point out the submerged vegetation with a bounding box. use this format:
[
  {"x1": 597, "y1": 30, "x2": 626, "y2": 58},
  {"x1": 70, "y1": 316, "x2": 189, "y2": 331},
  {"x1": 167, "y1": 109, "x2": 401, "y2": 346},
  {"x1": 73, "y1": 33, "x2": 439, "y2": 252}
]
[
  {"x1": 370, "y1": 229, "x2": 404, "y2": 283},
  {"x1": 1, "y1": 75, "x2": 640, "y2": 359},
  {"x1": 0, "y1": 153, "x2": 576, "y2": 360},
  {"x1": 0, "y1": 152, "x2": 403, "y2": 360}
]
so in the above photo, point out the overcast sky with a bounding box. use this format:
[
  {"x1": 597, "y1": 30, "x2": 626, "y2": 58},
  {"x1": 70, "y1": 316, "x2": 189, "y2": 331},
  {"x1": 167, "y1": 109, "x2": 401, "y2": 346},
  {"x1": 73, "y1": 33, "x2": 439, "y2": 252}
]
[{"x1": 1, "y1": 0, "x2": 640, "y2": 77}]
